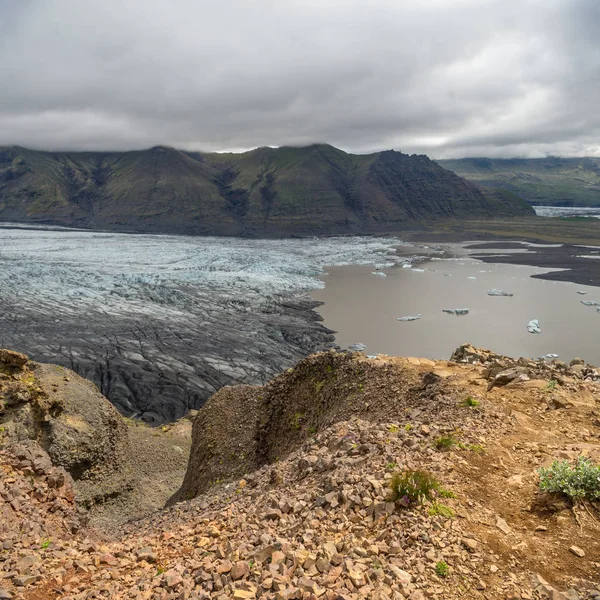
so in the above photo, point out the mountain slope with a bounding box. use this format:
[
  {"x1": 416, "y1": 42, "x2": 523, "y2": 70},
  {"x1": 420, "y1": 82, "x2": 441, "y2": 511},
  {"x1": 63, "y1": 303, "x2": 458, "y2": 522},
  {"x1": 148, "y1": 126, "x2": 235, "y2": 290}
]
[
  {"x1": 2, "y1": 346, "x2": 599, "y2": 599},
  {"x1": 438, "y1": 157, "x2": 600, "y2": 207},
  {"x1": 0, "y1": 145, "x2": 532, "y2": 235}
]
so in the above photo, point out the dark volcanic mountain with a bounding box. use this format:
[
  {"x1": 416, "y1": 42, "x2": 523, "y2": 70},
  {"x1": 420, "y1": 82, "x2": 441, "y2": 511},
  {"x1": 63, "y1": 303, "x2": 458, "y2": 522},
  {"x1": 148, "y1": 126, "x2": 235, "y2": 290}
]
[
  {"x1": 0, "y1": 144, "x2": 532, "y2": 234},
  {"x1": 438, "y1": 156, "x2": 600, "y2": 207}
]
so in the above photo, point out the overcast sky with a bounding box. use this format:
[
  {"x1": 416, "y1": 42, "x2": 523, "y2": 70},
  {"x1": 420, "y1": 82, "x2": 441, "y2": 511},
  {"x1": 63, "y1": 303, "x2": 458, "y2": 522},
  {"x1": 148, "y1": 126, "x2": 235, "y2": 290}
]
[{"x1": 0, "y1": 0, "x2": 598, "y2": 157}]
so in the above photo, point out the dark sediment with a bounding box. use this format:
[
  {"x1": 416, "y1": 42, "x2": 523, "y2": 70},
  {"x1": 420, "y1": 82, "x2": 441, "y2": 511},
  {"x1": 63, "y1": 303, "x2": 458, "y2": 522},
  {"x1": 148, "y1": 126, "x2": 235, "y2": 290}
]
[{"x1": 465, "y1": 242, "x2": 600, "y2": 287}]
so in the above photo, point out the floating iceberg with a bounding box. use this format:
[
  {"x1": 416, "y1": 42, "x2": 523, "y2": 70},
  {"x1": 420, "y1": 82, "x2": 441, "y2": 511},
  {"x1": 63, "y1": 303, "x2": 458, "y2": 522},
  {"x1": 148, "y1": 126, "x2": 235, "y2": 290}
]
[
  {"x1": 371, "y1": 271, "x2": 387, "y2": 277},
  {"x1": 397, "y1": 314, "x2": 422, "y2": 322},
  {"x1": 443, "y1": 308, "x2": 469, "y2": 315},
  {"x1": 348, "y1": 343, "x2": 367, "y2": 351},
  {"x1": 581, "y1": 300, "x2": 600, "y2": 306},
  {"x1": 527, "y1": 319, "x2": 542, "y2": 334},
  {"x1": 577, "y1": 291, "x2": 587, "y2": 295},
  {"x1": 467, "y1": 276, "x2": 477, "y2": 280},
  {"x1": 488, "y1": 289, "x2": 514, "y2": 297}
]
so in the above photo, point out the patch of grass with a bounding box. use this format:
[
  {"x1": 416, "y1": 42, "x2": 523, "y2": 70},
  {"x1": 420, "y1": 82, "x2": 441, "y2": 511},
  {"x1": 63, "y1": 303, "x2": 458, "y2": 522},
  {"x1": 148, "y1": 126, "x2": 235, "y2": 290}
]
[
  {"x1": 386, "y1": 462, "x2": 397, "y2": 470},
  {"x1": 291, "y1": 412, "x2": 305, "y2": 430},
  {"x1": 458, "y1": 442, "x2": 486, "y2": 454},
  {"x1": 437, "y1": 488, "x2": 456, "y2": 499},
  {"x1": 389, "y1": 470, "x2": 443, "y2": 506},
  {"x1": 40, "y1": 540, "x2": 51, "y2": 549},
  {"x1": 538, "y1": 457, "x2": 600, "y2": 501},
  {"x1": 435, "y1": 435, "x2": 457, "y2": 451},
  {"x1": 315, "y1": 380, "x2": 326, "y2": 393},
  {"x1": 428, "y1": 503, "x2": 454, "y2": 518},
  {"x1": 388, "y1": 424, "x2": 399, "y2": 433},
  {"x1": 435, "y1": 561, "x2": 450, "y2": 577},
  {"x1": 462, "y1": 396, "x2": 480, "y2": 407},
  {"x1": 308, "y1": 426, "x2": 316, "y2": 435},
  {"x1": 156, "y1": 566, "x2": 165, "y2": 576},
  {"x1": 404, "y1": 423, "x2": 413, "y2": 431},
  {"x1": 546, "y1": 379, "x2": 557, "y2": 391}
]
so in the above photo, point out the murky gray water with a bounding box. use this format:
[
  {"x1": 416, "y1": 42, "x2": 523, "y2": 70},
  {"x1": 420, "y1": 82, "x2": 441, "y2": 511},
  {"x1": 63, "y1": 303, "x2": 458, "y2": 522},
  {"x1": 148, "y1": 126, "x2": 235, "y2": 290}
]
[{"x1": 312, "y1": 257, "x2": 600, "y2": 365}]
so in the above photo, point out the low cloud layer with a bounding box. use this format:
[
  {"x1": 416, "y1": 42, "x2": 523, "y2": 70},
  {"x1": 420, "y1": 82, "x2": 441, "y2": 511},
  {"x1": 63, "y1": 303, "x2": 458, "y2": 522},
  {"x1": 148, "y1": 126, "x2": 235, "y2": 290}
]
[{"x1": 1, "y1": 0, "x2": 598, "y2": 157}]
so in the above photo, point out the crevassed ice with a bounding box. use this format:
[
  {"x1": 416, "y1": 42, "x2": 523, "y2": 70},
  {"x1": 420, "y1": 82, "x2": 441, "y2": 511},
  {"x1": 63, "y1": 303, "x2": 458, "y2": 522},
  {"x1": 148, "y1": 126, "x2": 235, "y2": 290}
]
[{"x1": 0, "y1": 229, "x2": 410, "y2": 319}]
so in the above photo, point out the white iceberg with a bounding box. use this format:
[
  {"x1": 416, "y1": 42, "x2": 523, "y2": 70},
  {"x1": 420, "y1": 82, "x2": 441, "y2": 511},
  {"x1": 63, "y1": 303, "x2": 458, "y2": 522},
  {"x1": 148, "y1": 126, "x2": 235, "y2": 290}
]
[
  {"x1": 443, "y1": 308, "x2": 469, "y2": 315},
  {"x1": 397, "y1": 314, "x2": 422, "y2": 322},
  {"x1": 527, "y1": 319, "x2": 542, "y2": 334}
]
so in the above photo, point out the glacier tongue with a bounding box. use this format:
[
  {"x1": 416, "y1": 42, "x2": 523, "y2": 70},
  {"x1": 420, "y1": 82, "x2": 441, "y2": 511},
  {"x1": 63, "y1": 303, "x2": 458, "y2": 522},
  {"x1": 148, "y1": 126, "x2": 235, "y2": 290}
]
[{"x1": 0, "y1": 228, "x2": 410, "y2": 424}]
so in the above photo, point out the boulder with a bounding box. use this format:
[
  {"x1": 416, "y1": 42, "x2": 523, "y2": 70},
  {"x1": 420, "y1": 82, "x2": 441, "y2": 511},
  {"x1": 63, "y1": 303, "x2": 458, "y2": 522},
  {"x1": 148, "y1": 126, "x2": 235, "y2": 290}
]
[{"x1": 1, "y1": 351, "x2": 129, "y2": 506}]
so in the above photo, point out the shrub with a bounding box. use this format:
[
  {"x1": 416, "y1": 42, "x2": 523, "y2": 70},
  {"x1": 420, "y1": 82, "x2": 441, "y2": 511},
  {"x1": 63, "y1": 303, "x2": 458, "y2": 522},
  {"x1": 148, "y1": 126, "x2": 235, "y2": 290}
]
[
  {"x1": 435, "y1": 435, "x2": 457, "y2": 451},
  {"x1": 436, "y1": 561, "x2": 450, "y2": 577},
  {"x1": 538, "y1": 457, "x2": 600, "y2": 501},
  {"x1": 389, "y1": 470, "x2": 442, "y2": 506},
  {"x1": 462, "y1": 396, "x2": 480, "y2": 407},
  {"x1": 428, "y1": 502, "x2": 454, "y2": 518}
]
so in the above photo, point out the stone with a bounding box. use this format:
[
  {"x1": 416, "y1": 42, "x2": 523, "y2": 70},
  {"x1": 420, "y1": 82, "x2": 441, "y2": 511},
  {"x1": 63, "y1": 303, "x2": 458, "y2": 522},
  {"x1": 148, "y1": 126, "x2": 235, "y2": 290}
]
[
  {"x1": 164, "y1": 570, "x2": 183, "y2": 587},
  {"x1": 136, "y1": 548, "x2": 156, "y2": 562},
  {"x1": 569, "y1": 546, "x2": 585, "y2": 558},
  {"x1": 462, "y1": 537, "x2": 478, "y2": 552},
  {"x1": 217, "y1": 560, "x2": 233, "y2": 574},
  {"x1": 13, "y1": 575, "x2": 38, "y2": 586},
  {"x1": 231, "y1": 561, "x2": 250, "y2": 580}
]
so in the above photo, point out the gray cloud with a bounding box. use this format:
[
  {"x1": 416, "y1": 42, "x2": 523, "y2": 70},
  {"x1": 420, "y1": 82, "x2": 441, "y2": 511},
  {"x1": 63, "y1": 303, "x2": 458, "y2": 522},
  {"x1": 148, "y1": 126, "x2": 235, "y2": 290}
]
[{"x1": 0, "y1": 0, "x2": 598, "y2": 157}]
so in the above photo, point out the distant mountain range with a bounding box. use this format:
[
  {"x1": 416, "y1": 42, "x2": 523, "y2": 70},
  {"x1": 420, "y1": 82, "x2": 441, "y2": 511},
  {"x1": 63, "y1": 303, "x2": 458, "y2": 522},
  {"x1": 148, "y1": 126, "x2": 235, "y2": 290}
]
[
  {"x1": 0, "y1": 144, "x2": 532, "y2": 235},
  {"x1": 438, "y1": 157, "x2": 600, "y2": 207}
]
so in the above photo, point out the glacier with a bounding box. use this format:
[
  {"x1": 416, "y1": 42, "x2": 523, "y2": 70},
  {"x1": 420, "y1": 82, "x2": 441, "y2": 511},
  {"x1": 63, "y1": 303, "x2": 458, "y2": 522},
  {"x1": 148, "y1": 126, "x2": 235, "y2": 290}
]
[{"x1": 0, "y1": 226, "x2": 411, "y2": 424}]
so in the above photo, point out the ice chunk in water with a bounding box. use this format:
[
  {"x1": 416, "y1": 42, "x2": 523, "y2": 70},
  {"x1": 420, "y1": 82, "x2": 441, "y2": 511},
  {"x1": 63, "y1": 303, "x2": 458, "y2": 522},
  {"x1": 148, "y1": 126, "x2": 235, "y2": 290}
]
[
  {"x1": 348, "y1": 343, "x2": 367, "y2": 351},
  {"x1": 443, "y1": 308, "x2": 469, "y2": 315},
  {"x1": 527, "y1": 319, "x2": 541, "y2": 333},
  {"x1": 488, "y1": 289, "x2": 514, "y2": 297},
  {"x1": 397, "y1": 314, "x2": 422, "y2": 322},
  {"x1": 372, "y1": 271, "x2": 387, "y2": 277},
  {"x1": 581, "y1": 300, "x2": 600, "y2": 306}
]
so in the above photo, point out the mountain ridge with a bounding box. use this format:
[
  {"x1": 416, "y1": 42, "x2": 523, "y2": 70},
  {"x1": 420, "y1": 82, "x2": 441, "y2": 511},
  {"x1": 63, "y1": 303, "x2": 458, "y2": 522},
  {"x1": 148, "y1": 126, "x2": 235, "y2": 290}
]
[
  {"x1": 437, "y1": 156, "x2": 600, "y2": 207},
  {"x1": 0, "y1": 144, "x2": 532, "y2": 235}
]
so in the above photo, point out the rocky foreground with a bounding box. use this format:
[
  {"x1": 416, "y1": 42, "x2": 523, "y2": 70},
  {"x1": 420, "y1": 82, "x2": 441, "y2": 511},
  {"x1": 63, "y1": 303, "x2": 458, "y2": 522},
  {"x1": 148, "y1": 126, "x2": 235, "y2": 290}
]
[{"x1": 1, "y1": 346, "x2": 600, "y2": 599}]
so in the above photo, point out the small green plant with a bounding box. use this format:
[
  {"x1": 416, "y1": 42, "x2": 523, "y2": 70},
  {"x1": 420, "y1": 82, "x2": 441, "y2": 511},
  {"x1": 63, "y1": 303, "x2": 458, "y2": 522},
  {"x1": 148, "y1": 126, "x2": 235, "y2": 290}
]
[
  {"x1": 458, "y1": 442, "x2": 486, "y2": 454},
  {"x1": 546, "y1": 379, "x2": 557, "y2": 391},
  {"x1": 308, "y1": 426, "x2": 317, "y2": 435},
  {"x1": 428, "y1": 503, "x2": 454, "y2": 518},
  {"x1": 386, "y1": 462, "x2": 397, "y2": 470},
  {"x1": 40, "y1": 540, "x2": 51, "y2": 549},
  {"x1": 315, "y1": 380, "x2": 325, "y2": 393},
  {"x1": 389, "y1": 470, "x2": 442, "y2": 506},
  {"x1": 462, "y1": 396, "x2": 480, "y2": 407},
  {"x1": 404, "y1": 423, "x2": 413, "y2": 431},
  {"x1": 291, "y1": 412, "x2": 305, "y2": 430},
  {"x1": 435, "y1": 435, "x2": 457, "y2": 451},
  {"x1": 437, "y1": 488, "x2": 456, "y2": 499},
  {"x1": 156, "y1": 566, "x2": 165, "y2": 576},
  {"x1": 388, "y1": 424, "x2": 399, "y2": 433},
  {"x1": 248, "y1": 559, "x2": 255, "y2": 569},
  {"x1": 538, "y1": 457, "x2": 600, "y2": 501},
  {"x1": 435, "y1": 561, "x2": 450, "y2": 577}
]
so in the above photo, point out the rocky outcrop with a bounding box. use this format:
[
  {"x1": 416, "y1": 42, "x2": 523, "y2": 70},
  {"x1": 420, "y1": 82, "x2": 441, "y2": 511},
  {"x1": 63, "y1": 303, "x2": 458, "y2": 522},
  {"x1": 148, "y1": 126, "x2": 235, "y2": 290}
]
[
  {"x1": 0, "y1": 349, "x2": 193, "y2": 526},
  {"x1": 1, "y1": 345, "x2": 600, "y2": 599},
  {"x1": 0, "y1": 144, "x2": 533, "y2": 236},
  {"x1": 0, "y1": 349, "x2": 130, "y2": 507}
]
